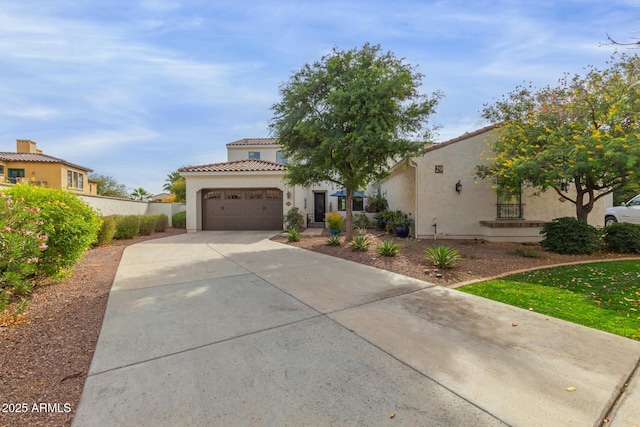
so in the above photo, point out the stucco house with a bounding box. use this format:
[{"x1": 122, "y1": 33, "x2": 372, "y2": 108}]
[
  {"x1": 180, "y1": 126, "x2": 609, "y2": 241},
  {"x1": 376, "y1": 124, "x2": 609, "y2": 242},
  {"x1": 179, "y1": 138, "x2": 365, "y2": 232},
  {"x1": 0, "y1": 139, "x2": 97, "y2": 195}
]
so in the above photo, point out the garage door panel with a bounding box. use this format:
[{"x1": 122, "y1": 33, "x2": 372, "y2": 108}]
[{"x1": 202, "y1": 188, "x2": 283, "y2": 230}]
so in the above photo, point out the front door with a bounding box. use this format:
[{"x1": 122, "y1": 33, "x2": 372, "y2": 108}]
[{"x1": 314, "y1": 192, "x2": 325, "y2": 223}]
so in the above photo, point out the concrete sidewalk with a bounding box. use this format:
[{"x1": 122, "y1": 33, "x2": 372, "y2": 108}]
[{"x1": 74, "y1": 231, "x2": 640, "y2": 426}]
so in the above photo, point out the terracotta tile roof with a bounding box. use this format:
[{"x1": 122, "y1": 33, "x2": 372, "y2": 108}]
[
  {"x1": 179, "y1": 159, "x2": 286, "y2": 173},
  {"x1": 424, "y1": 124, "x2": 499, "y2": 153},
  {"x1": 0, "y1": 152, "x2": 92, "y2": 172},
  {"x1": 226, "y1": 138, "x2": 279, "y2": 147}
]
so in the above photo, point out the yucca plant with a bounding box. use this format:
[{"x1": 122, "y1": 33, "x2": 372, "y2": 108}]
[
  {"x1": 349, "y1": 235, "x2": 370, "y2": 251},
  {"x1": 326, "y1": 235, "x2": 342, "y2": 246},
  {"x1": 424, "y1": 245, "x2": 461, "y2": 268},
  {"x1": 375, "y1": 240, "x2": 401, "y2": 257},
  {"x1": 287, "y1": 227, "x2": 301, "y2": 242}
]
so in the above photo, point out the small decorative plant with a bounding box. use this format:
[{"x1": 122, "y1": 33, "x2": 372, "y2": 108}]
[
  {"x1": 354, "y1": 212, "x2": 371, "y2": 229},
  {"x1": 325, "y1": 212, "x2": 344, "y2": 232},
  {"x1": 349, "y1": 234, "x2": 370, "y2": 251},
  {"x1": 376, "y1": 240, "x2": 401, "y2": 257},
  {"x1": 326, "y1": 235, "x2": 342, "y2": 246},
  {"x1": 365, "y1": 187, "x2": 389, "y2": 213},
  {"x1": 424, "y1": 245, "x2": 461, "y2": 268},
  {"x1": 287, "y1": 227, "x2": 301, "y2": 242},
  {"x1": 284, "y1": 207, "x2": 305, "y2": 230}
]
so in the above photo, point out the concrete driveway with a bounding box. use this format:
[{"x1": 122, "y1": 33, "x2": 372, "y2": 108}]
[{"x1": 74, "y1": 231, "x2": 640, "y2": 426}]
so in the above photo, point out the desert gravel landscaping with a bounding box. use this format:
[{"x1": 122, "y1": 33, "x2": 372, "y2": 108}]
[{"x1": 272, "y1": 228, "x2": 640, "y2": 286}]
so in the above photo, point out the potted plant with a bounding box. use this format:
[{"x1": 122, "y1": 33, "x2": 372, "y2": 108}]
[
  {"x1": 325, "y1": 212, "x2": 344, "y2": 236},
  {"x1": 374, "y1": 210, "x2": 388, "y2": 230},
  {"x1": 395, "y1": 212, "x2": 413, "y2": 238}
]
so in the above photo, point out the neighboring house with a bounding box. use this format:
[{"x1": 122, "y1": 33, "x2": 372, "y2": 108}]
[
  {"x1": 376, "y1": 124, "x2": 610, "y2": 242},
  {"x1": 179, "y1": 138, "x2": 364, "y2": 232},
  {"x1": 0, "y1": 139, "x2": 97, "y2": 195},
  {"x1": 152, "y1": 192, "x2": 174, "y2": 202}
]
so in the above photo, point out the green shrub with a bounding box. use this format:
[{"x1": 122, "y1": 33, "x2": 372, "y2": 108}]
[
  {"x1": 4, "y1": 184, "x2": 100, "y2": 279},
  {"x1": 113, "y1": 215, "x2": 140, "y2": 239},
  {"x1": 284, "y1": 207, "x2": 305, "y2": 230},
  {"x1": 95, "y1": 216, "x2": 117, "y2": 246},
  {"x1": 540, "y1": 217, "x2": 603, "y2": 255},
  {"x1": 326, "y1": 235, "x2": 342, "y2": 246},
  {"x1": 604, "y1": 222, "x2": 640, "y2": 253},
  {"x1": 154, "y1": 214, "x2": 169, "y2": 232},
  {"x1": 349, "y1": 234, "x2": 370, "y2": 251},
  {"x1": 0, "y1": 193, "x2": 48, "y2": 310},
  {"x1": 172, "y1": 211, "x2": 187, "y2": 229},
  {"x1": 354, "y1": 212, "x2": 371, "y2": 229},
  {"x1": 376, "y1": 240, "x2": 401, "y2": 257},
  {"x1": 287, "y1": 227, "x2": 301, "y2": 242},
  {"x1": 139, "y1": 215, "x2": 156, "y2": 236},
  {"x1": 365, "y1": 187, "x2": 388, "y2": 213},
  {"x1": 424, "y1": 245, "x2": 461, "y2": 268}
]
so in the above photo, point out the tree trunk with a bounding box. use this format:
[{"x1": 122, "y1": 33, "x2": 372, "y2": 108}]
[
  {"x1": 575, "y1": 188, "x2": 593, "y2": 222},
  {"x1": 345, "y1": 188, "x2": 354, "y2": 241}
]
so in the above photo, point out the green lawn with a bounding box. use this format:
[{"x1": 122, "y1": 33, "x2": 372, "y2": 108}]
[{"x1": 458, "y1": 260, "x2": 640, "y2": 340}]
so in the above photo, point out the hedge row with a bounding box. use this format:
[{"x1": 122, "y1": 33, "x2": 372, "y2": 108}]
[
  {"x1": 541, "y1": 217, "x2": 640, "y2": 254},
  {"x1": 1, "y1": 185, "x2": 101, "y2": 310},
  {"x1": 95, "y1": 214, "x2": 169, "y2": 246}
]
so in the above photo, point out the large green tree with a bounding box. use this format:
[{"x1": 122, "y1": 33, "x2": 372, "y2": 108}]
[
  {"x1": 270, "y1": 43, "x2": 441, "y2": 239},
  {"x1": 478, "y1": 53, "x2": 640, "y2": 222},
  {"x1": 88, "y1": 173, "x2": 129, "y2": 197}
]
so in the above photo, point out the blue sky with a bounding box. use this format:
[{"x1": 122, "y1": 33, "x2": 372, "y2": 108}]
[{"x1": 1, "y1": 0, "x2": 638, "y2": 195}]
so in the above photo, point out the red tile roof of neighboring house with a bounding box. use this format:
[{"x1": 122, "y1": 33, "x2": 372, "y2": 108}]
[
  {"x1": 226, "y1": 138, "x2": 279, "y2": 147},
  {"x1": 179, "y1": 159, "x2": 286, "y2": 173},
  {"x1": 0, "y1": 152, "x2": 93, "y2": 172}
]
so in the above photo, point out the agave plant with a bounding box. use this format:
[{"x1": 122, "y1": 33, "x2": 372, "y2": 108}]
[
  {"x1": 424, "y1": 245, "x2": 461, "y2": 268},
  {"x1": 326, "y1": 235, "x2": 342, "y2": 246},
  {"x1": 287, "y1": 227, "x2": 301, "y2": 242},
  {"x1": 349, "y1": 234, "x2": 370, "y2": 251},
  {"x1": 375, "y1": 240, "x2": 401, "y2": 257}
]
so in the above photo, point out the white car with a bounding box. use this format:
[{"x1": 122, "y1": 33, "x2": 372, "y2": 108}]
[{"x1": 605, "y1": 194, "x2": 640, "y2": 226}]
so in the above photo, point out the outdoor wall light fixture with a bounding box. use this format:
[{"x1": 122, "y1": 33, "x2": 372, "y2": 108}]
[
  {"x1": 286, "y1": 191, "x2": 291, "y2": 199},
  {"x1": 455, "y1": 180, "x2": 462, "y2": 193}
]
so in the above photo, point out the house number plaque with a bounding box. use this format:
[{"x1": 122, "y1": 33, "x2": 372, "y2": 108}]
[{"x1": 435, "y1": 165, "x2": 444, "y2": 173}]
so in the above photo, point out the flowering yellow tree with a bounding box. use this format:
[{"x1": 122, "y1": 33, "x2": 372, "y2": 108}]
[{"x1": 478, "y1": 53, "x2": 640, "y2": 221}]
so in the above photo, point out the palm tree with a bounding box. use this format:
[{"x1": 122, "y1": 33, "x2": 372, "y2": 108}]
[
  {"x1": 163, "y1": 170, "x2": 184, "y2": 192},
  {"x1": 131, "y1": 187, "x2": 152, "y2": 201}
]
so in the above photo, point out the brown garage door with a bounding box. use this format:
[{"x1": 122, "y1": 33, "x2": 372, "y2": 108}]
[{"x1": 202, "y1": 188, "x2": 283, "y2": 230}]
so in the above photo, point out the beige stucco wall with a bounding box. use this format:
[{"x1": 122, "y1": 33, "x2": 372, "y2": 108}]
[
  {"x1": 182, "y1": 171, "x2": 290, "y2": 232},
  {"x1": 78, "y1": 194, "x2": 149, "y2": 216},
  {"x1": 378, "y1": 129, "x2": 609, "y2": 242},
  {"x1": 227, "y1": 146, "x2": 281, "y2": 163},
  {"x1": 377, "y1": 162, "x2": 416, "y2": 220}
]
